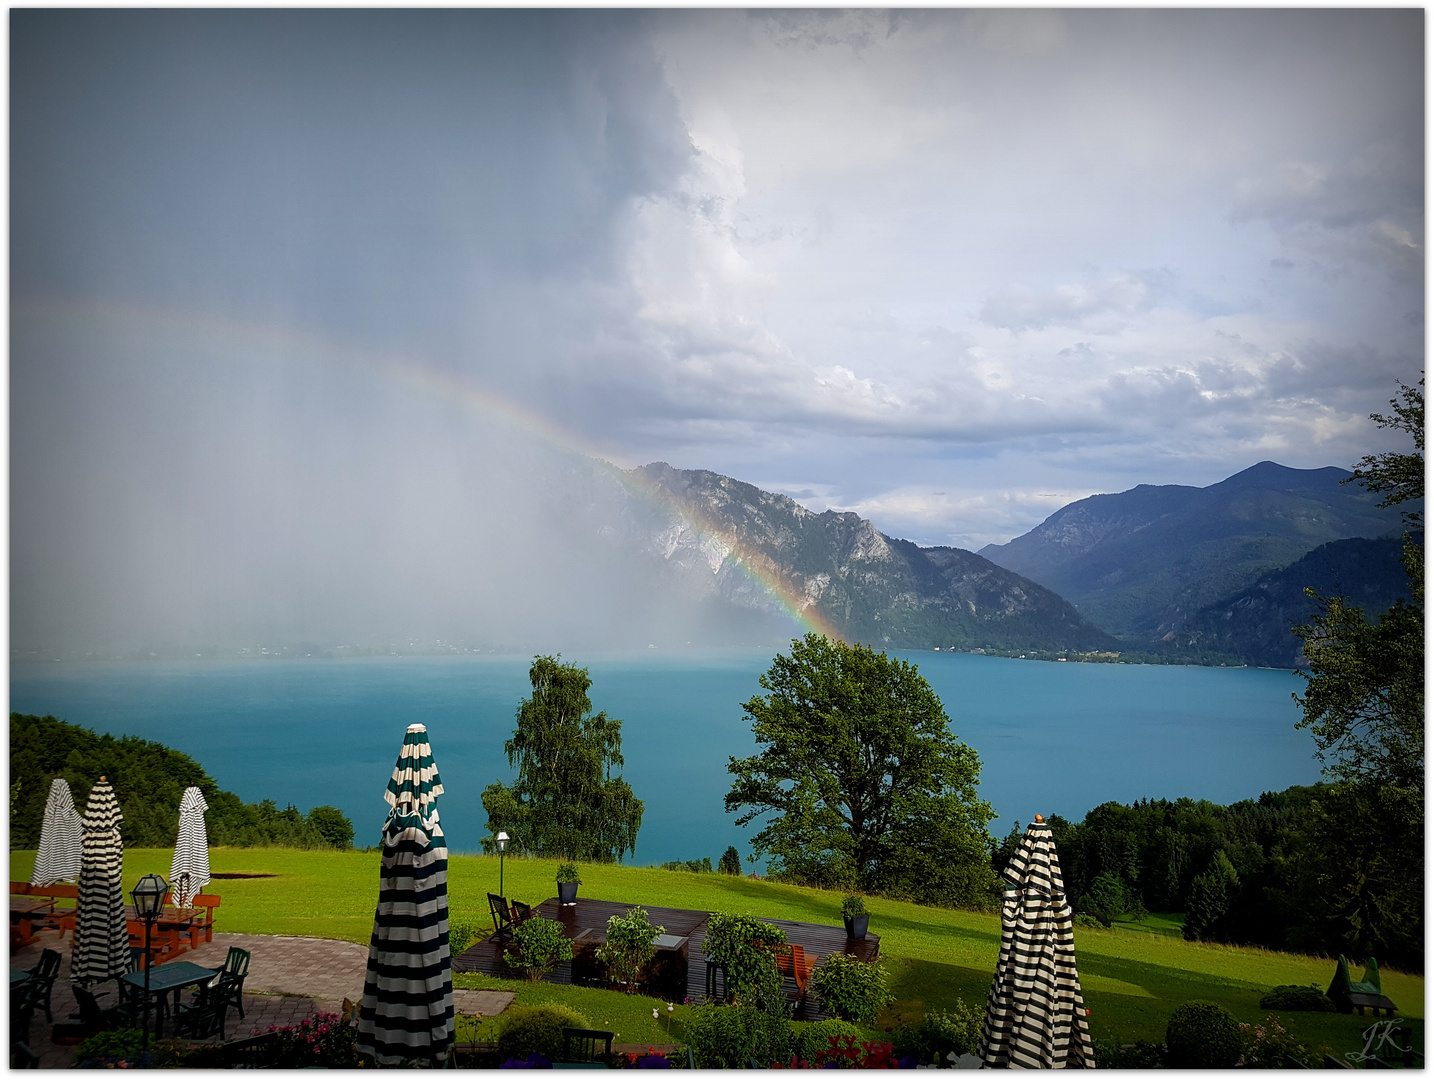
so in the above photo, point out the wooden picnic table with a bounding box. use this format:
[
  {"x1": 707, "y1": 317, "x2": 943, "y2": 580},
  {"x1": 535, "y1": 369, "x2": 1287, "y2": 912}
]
[{"x1": 10, "y1": 896, "x2": 60, "y2": 947}]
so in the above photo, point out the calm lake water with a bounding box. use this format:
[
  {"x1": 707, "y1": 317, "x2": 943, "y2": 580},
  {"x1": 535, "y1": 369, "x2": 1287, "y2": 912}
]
[{"x1": 9, "y1": 650, "x2": 1321, "y2": 866}]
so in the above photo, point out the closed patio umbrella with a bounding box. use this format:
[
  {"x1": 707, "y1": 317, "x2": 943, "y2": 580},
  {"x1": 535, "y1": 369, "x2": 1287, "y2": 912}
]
[
  {"x1": 31, "y1": 777, "x2": 84, "y2": 886},
  {"x1": 168, "y1": 786, "x2": 211, "y2": 907},
  {"x1": 978, "y1": 815, "x2": 1093, "y2": 1069},
  {"x1": 72, "y1": 777, "x2": 130, "y2": 985},
  {"x1": 356, "y1": 724, "x2": 454, "y2": 1065}
]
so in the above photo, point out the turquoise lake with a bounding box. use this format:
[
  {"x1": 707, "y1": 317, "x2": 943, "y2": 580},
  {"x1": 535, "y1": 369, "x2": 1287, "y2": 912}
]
[{"x1": 9, "y1": 650, "x2": 1322, "y2": 866}]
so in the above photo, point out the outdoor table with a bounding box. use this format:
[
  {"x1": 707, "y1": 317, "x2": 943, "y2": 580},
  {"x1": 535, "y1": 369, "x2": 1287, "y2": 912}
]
[
  {"x1": 119, "y1": 960, "x2": 218, "y2": 1038},
  {"x1": 10, "y1": 897, "x2": 58, "y2": 946},
  {"x1": 11, "y1": 968, "x2": 31, "y2": 987}
]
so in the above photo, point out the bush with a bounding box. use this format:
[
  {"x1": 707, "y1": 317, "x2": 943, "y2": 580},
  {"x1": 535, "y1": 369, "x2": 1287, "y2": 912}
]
[
  {"x1": 1238, "y1": 1015, "x2": 1319, "y2": 1068},
  {"x1": 1259, "y1": 984, "x2": 1336, "y2": 1012},
  {"x1": 271, "y1": 1012, "x2": 360, "y2": 1067},
  {"x1": 890, "y1": 1001, "x2": 980, "y2": 1065},
  {"x1": 660, "y1": 857, "x2": 712, "y2": 873},
  {"x1": 794, "y1": 1019, "x2": 864, "y2": 1064},
  {"x1": 496, "y1": 1005, "x2": 592, "y2": 1063},
  {"x1": 1090, "y1": 1038, "x2": 1166, "y2": 1069},
  {"x1": 683, "y1": 1004, "x2": 791, "y2": 1069},
  {"x1": 449, "y1": 916, "x2": 483, "y2": 958},
  {"x1": 504, "y1": 917, "x2": 575, "y2": 982},
  {"x1": 704, "y1": 912, "x2": 788, "y2": 1016},
  {"x1": 308, "y1": 805, "x2": 355, "y2": 849},
  {"x1": 74, "y1": 1028, "x2": 146, "y2": 1067},
  {"x1": 1165, "y1": 1000, "x2": 1243, "y2": 1069},
  {"x1": 1072, "y1": 914, "x2": 1109, "y2": 930},
  {"x1": 595, "y1": 906, "x2": 664, "y2": 992},
  {"x1": 809, "y1": 953, "x2": 894, "y2": 1026}
]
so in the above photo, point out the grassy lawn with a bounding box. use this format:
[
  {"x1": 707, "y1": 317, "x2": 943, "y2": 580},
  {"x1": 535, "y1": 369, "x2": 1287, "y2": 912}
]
[{"x1": 12, "y1": 847, "x2": 1423, "y2": 1061}]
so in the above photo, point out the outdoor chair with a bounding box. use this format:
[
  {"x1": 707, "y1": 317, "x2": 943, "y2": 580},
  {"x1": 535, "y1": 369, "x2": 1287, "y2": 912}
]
[
  {"x1": 25, "y1": 949, "x2": 61, "y2": 1023},
  {"x1": 562, "y1": 1026, "x2": 614, "y2": 1065},
  {"x1": 511, "y1": 900, "x2": 535, "y2": 926},
  {"x1": 221, "y1": 1030, "x2": 281, "y2": 1067},
  {"x1": 173, "y1": 982, "x2": 229, "y2": 1041},
  {"x1": 211, "y1": 946, "x2": 251, "y2": 1020},
  {"x1": 71, "y1": 984, "x2": 140, "y2": 1036},
  {"x1": 772, "y1": 943, "x2": 814, "y2": 1000},
  {"x1": 488, "y1": 893, "x2": 516, "y2": 942}
]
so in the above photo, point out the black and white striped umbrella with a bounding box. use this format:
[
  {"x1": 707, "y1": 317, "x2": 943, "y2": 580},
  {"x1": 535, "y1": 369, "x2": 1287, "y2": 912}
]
[
  {"x1": 72, "y1": 777, "x2": 130, "y2": 985},
  {"x1": 31, "y1": 777, "x2": 84, "y2": 886},
  {"x1": 356, "y1": 724, "x2": 454, "y2": 1065},
  {"x1": 978, "y1": 816, "x2": 1093, "y2": 1069},
  {"x1": 168, "y1": 786, "x2": 211, "y2": 907}
]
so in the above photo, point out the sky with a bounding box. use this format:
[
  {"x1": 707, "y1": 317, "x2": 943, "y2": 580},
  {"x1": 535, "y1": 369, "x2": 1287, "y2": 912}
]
[{"x1": 10, "y1": 9, "x2": 1425, "y2": 653}]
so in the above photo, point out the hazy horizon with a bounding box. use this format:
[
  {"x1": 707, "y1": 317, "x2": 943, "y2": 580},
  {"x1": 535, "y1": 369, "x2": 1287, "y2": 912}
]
[{"x1": 11, "y1": 10, "x2": 1423, "y2": 657}]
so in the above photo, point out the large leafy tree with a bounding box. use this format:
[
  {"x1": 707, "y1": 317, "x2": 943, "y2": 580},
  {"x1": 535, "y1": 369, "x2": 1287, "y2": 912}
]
[
  {"x1": 481, "y1": 655, "x2": 643, "y2": 863},
  {"x1": 1288, "y1": 378, "x2": 1423, "y2": 970},
  {"x1": 725, "y1": 634, "x2": 997, "y2": 907}
]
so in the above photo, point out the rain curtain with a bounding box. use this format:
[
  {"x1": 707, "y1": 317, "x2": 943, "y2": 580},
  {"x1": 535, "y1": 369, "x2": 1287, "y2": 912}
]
[
  {"x1": 169, "y1": 786, "x2": 212, "y2": 908},
  {"x1": 72, "y1": 777, "x2": 130, "y2": 984},
  {"x1": 978, "y1": 816, "x2": 1093, "y2": 1069},
  {"x1": 31, "y1": 777, "x2": 84, "y2": 886},
  {"x1": 355, "y1": 724, "x2": 454, "y2": 1065}
]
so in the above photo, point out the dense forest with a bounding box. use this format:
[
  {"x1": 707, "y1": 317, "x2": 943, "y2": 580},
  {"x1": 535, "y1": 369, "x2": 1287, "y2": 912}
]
[
  {"x1": 10, "y1": 713, "x2": 354, "y2": 851},
  {"x1": 997, "y1": 781, "x2": 1422, "y2": 973}
]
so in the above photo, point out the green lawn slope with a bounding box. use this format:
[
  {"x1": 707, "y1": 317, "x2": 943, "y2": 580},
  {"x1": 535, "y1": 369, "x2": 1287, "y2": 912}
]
[{"x1": 12, "y1": 847, "x2": 1421, "y2": 1061}]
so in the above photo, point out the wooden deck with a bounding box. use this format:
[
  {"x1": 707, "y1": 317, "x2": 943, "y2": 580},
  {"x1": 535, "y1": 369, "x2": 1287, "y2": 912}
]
[{"x1": 452, "y1": 896, "x2": 880, "y2": 1021}]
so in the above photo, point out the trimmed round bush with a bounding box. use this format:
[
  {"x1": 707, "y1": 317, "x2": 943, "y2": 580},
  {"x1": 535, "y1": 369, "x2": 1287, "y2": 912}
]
[
  {"x1": 1165, "y1": 1000, "x2": 1243, "y2": 1069},
  {"x1": 809, "y1": 953, "x2": 894, "y2": 1026},
  {"x1": 1259, "y1": 984, "x2": 1336, "y2": 1012},
  {"x1": 794, "y1": 1019, "x2": 864, "y2": 1064},
  {"x1": 495, "y1": 1004, "x2": 592, "y2": 1062}
]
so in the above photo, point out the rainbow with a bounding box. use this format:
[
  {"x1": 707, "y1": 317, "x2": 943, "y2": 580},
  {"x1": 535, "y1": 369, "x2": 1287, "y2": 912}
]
[{"x1": 14, "y1": 297, "x2": 845, "y2": 642}]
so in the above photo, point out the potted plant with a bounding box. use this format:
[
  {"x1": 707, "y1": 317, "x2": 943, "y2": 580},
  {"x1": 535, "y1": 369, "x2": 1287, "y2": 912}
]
[
  {"x1": 842, "y1": 894, "x2": 869, "y2": 940},
  {"x1": 556, "y1": 863, "x2": 581, "y2": 906}
]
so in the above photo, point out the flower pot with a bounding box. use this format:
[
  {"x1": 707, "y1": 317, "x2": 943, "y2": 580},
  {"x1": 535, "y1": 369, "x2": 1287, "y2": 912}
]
[
  {"x1": 557, "y1": 880, "x2": 579, "y2": 906},
  {"x1": 843, "y1": 913, "x2": 869, "y2": 940}
]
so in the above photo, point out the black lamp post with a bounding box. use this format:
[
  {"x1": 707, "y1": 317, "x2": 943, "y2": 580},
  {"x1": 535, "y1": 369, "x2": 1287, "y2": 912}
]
[
  {"x1": 131, "y1": 873, "x2": 168, "y2": 1052},
  {"x1": 496, "y1": 831, "x2": 509, "y2": 897}
]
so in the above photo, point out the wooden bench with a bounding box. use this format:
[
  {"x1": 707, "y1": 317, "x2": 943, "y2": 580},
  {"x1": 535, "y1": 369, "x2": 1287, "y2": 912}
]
[{"x1": 10, "y1": 882, "x2": 78, "y2": 946}]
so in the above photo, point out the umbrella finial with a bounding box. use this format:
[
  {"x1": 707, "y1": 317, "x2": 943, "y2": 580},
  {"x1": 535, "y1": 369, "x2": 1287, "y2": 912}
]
[
  {"x1": 1034, "y1": 814, "x2": 1044, "y2": 823},
  {"x1": 99, "y1": 776, "x2": 107, "y2": 782}
]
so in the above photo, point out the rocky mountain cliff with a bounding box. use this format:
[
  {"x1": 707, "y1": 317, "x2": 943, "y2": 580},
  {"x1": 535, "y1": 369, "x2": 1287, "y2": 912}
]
[
  {"x1": 978, "y1": 461, "x2": 1411, "y2": 642},
  {"x1": 606, "y1": 462, "x2": 1120, "y2": 652}
]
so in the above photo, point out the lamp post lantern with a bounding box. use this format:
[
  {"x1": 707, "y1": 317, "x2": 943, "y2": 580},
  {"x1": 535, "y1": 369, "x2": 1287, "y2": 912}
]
[
  {"x1": 496, "y1": 831, "x2": 509, "y2": 897},
  {"x1": 130, "y1": 873, "x2": 168, "y2": 1052}
]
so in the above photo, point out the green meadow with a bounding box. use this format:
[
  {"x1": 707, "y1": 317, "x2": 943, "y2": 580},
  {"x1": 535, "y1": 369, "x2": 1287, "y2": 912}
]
[{"x1": 12, "y1": 847, "x2": 1422, "y2": 1060}]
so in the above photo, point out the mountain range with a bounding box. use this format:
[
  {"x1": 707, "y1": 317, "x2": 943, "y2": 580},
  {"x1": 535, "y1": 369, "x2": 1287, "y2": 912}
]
[{"x1": 586, "y1": 459, "x2": 1414, "y2": 665}]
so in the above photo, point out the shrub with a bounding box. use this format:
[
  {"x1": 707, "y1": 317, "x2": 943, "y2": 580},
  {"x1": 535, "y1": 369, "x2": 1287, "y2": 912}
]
[
  {"x1": 74, "y1": 1028, "x2": 146, "y2": 1067},
  {"x1": 1165, "y1": 1000, "x2": 1243, "y2": 1069},
  {"x1": 449, "y1": 916, "x2": 483, "y2": 958},
  {"x1": 890, "y1": 1001, "x2": 980, "y2": 1064},
  {"x1": 1085, "y1": 873, "x2": 1128, "y2": 921},
  {"x1": 794, "y1": 1019, "x2": 864, "y2": 1063},
  {"x1": 271, "y1": 1012, "x2": 360, "y2": 1067},
  {"x1": 660, "y1": 857, "x2": 712, "y2": 873},
  {"x1": 841, "y1": 894, "x2": 866, "y2": 919},
  {"x1": 1259, "y1": 984, "x2": 1336, "y2": 1012},
  {"x1": 704, "y1": 912, "x2": 788, "y2": 1016},
  {"x1": 810, "y1": 953, "x2": 893, "y2": 1026},
  {"x1": 555, "y1": 863, "x2": 581, "y2": 884},
  {"x1": 595, "y1": 906, "x2": 664, "y2": 992},
  {"x1": 1072, "y1": 914, "x2": 1109, "y2": 930},
  {"x1": 496, "y1": 1005, "x2": 592, "y2": 1063},
  {"x1": 1090, "y1": 1038, "x2": 1166, "y2": 1069},
  {"x1": 682, "y1": 1004, "x2": 791, "y2": 1069},
  {"x1": 1238, "y1": 1015, "x2": 1319, "y2": 1068},
  {"x1": 504, "y1": 917, "x2": 575, "y2": 982}
]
